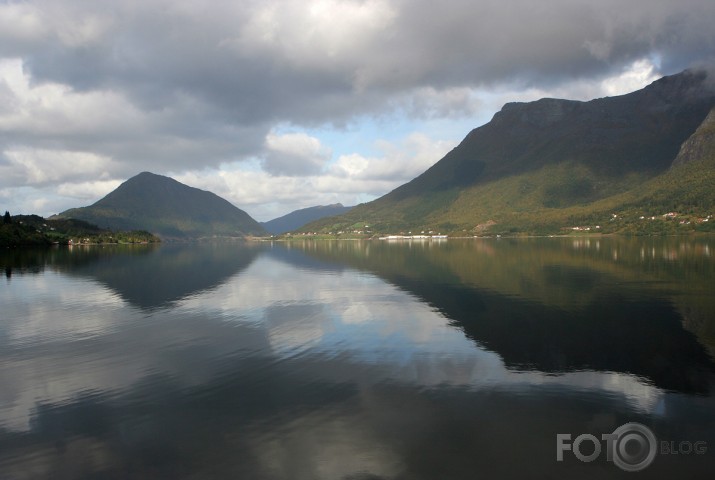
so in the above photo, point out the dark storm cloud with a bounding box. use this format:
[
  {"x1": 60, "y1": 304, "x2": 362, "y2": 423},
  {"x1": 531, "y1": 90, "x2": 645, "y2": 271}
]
[
  {"x1": 1, "y1": 0, "x2": 714, "y2": 182},
  {"x1": 372, "y1": 0, "x2": 715, "y2": 91},
  {"x1": 15, "y1": 1, "x2": 715, "y2": 118}
]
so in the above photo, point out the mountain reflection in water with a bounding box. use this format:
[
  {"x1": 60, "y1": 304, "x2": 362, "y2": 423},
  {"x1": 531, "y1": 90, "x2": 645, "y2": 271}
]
[{"x1": 0, "y1": 238, "x2": 713, "y2": 479}]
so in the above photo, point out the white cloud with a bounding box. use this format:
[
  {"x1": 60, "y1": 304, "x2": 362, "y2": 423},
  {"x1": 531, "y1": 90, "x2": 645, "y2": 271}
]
[
  {"x1": 30, "y1": 196, "x2": 50, "y2": 212},
  {"x1": 174, "y1": 131, "x2": 456, "y2": 221},
  {"x1": 476, "y1": 57, "x2": 663, "y2": 118},
  {"x1": 230, "y1": 0, "x2": 396, "y2": 77},
  {"x1": 56, "y1": 179, "x2": 121, "y2": 200},
  {"x1": 176, "y1": 166, "x2": 374, "y2": 221},
  {"x1": 331, "y1": 132, "x2": 456, "y2": 181},
  {"x1": 1, "y1": 148, "x2": 113, "y2": 185},
  {"x1": 0, "y1": 3, "x2": 46, "y2": 47},
  {"x1": 0, "y1": 58, "x2": 146, "y2": 137},
  {"x1": 600, "y1": 58, "x2": 659, "y2": 97},
  {"x1": 262, "y1": 131, "x2": 332, "y2": 176}
]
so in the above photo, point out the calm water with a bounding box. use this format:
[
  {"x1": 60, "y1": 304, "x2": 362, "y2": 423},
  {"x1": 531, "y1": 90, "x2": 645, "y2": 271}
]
[{"x1": 1, "y1": 238, "x2": 713, "y2": 479}]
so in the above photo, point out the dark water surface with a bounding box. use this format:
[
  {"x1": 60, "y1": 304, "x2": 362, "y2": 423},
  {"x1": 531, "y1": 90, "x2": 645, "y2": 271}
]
[{"x1": 1, "y1": 237, "x2": 714, "y2": 479}]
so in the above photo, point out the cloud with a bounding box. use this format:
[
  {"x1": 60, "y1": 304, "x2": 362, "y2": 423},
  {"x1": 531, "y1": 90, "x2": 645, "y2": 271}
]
[
  {"x1": 0, "y1": 3, "x2": 46, "y2": 53},
  {"x1": 56, "y1": 179, "x2": 121, "y2": 200},
  {"x1": 175, "y1": 131, "x2": 456, "y2": 220},
  {"x1": 331, "y1": 133, "x2": 456, "y2": 181},
  {"x1": 262, "y1": 132, "x2": 332, "y2": 176},
  {"x1": 8, "y1": 1, "x2": 715, "y2": 127},
  {"x1": 400, "y1": 87, "x2": 483, "y2": 119},
  {"x1": 1, "y1": 0, "x2": 714, "y2": 216},
  {"x1": 471, "y1": 57, "x2": 663, "y2": 117},
  {"x1": 600, "y1": 59, "x2": 659, "y2": 97},
  {"x1": 0, "y1": 148, "x2": 113, "y2": 186}
]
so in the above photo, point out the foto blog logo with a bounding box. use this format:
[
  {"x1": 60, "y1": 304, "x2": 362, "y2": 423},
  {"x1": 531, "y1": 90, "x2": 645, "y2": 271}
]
[{"x1": 556, "y1": 422, "x2": 707, "y2": 472}]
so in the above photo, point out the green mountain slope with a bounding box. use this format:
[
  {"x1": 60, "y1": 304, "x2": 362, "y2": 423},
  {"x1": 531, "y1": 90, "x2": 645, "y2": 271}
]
[
  {"x1": 301, "y1": 70, "x2": 715, "y2": 235},
  {"x1": 55, "y1": 172, "x2": 266, "y2": 238},
  {"x1": 262, "y1": 203, "x2": 353, "y2": 234}
]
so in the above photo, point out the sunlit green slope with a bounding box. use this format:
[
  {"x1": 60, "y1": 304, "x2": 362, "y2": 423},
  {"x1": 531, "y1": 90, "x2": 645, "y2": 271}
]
[{"x1": 301, "y1": 70, "x2": 715, "y2": 235}]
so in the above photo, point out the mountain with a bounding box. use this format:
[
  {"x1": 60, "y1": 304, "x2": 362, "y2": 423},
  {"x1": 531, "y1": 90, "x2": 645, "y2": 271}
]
[
  {"x1": 301, "y1": 69, "x2": 715, "y2": 235},
  {"x1": 616, "y1": 104, "x2": 715, "y2": 224},
  {"x1": 262, "y1": 203, "x2": 353, "y2": 234},
  {"x1": 672, "y1": 105, "x2": 715, "y2": 167},
  {"x1": 55, "y1": 172, "x2": 266, "y2": 238}
]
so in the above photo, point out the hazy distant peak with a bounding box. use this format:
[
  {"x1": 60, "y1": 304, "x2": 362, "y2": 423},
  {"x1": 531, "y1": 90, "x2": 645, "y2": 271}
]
[{"x1": 262, "y1": 203, "x2": 354, "y2": 234}]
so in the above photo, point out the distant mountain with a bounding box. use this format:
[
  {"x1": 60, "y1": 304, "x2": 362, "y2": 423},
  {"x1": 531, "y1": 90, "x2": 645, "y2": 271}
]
[
  {"x1": 55, "y1": 172, "x2": 266, "y2": 238},
  {"x1": 301, "y1": 69, "x2": 715, "y2": 235},
  {"x1": 262, "y1": 203, "x2": 353, "y2": 234}
]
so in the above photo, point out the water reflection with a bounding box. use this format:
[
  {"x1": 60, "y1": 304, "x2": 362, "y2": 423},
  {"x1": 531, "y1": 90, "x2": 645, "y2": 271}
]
[
  {"x1": 0, "y1": 239, "x2": 713, "y2": 479},
  {"x1": 289, "y1": 238, "x2": 714, "y2": 394},
  {"x1": 1, "y1": 243, "x2": 261, "y2": 310}
]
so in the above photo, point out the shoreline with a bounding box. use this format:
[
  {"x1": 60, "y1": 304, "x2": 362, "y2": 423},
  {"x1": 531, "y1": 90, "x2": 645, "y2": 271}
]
[{"x1": 257, "y1": 231, "x2": 715, "y2": 241}]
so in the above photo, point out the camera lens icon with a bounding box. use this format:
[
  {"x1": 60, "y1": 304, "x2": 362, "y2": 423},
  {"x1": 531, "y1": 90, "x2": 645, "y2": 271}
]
[{"x1": 609, "y1": 423, "x2": 657, "y2": 472}]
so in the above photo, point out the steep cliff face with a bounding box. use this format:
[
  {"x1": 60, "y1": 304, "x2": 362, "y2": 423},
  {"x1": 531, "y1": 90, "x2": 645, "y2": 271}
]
[
  {"x1": 493, "y1": 99, "x2": 581, "y2": 127},
  {"x1": 672, "y1": 107, "x2": 715, "y2": 167}
]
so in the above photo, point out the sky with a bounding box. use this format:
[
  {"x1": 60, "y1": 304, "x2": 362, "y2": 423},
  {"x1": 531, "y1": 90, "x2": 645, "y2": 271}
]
[{"x1": 1, "y1": 0, "x2": 714, "y2": 221}]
